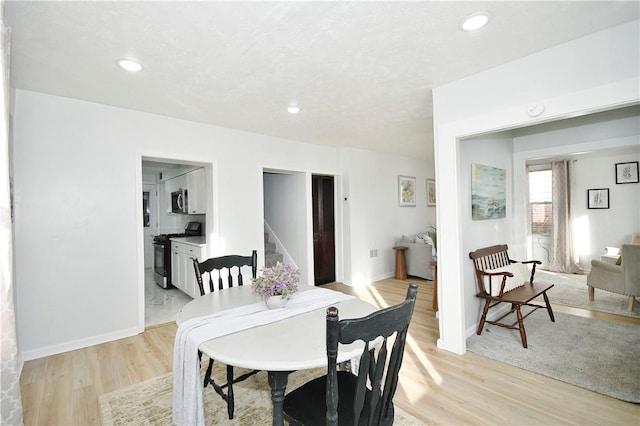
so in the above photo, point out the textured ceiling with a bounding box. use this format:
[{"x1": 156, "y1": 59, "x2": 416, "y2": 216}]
[{"x1": 5, "y1": 1, "x2": 639, "y2": 160}]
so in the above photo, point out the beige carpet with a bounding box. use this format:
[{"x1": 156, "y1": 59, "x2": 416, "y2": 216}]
[
  {"x1": 538, "y1": 270, "x2": 640, "y2": 317},
  {"x1": 467, "y1": 310, "x2": 640, "y2": 403},
  {"x1": 100, "y1": 364, "x2": 425, "y2": 425}
]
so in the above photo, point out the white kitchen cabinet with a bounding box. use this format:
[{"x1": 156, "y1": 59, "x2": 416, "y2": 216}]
[
  {"x1": 186, "y1": 168, "x2": 206, "y2": 214},
  {"x1": 171, "y1": 242, "x2": 183, "y2": 291},
  {"x1": 164, "y1": 175, "x2": 178, "y2": 194},
  {"x1": 164, "y1": 168, "x2": 205, "y2": 214},
  {"x1": 183, "y1": 243, "x2": 204, "y2": 296},
  {"x1": 170, "y1": 237, "x2": 206, "y2": 298}
]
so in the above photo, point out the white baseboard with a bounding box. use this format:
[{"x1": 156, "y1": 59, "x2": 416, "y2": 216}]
[
  {"x1": 466, "y1": 323, "x2": 478, "y2": 338},
  {"x1": 372, "y1": 272, "x2": 395, "y2": 282},
  {"x1": 21, "y1": 327, "x2": 140, "y2": 361},
  {"x1": 466, "y1": 303, "x2": 513, "y2": 338}
]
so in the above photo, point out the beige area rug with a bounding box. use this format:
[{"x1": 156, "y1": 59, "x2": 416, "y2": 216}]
[
  {"x1": 100, "y1": 364, "x2": 425, "y2": 425},
  {"x1": 467, "y1": 310, "x2": 640, "y2": 403},
  {"x1": 538, "y1": 270, "x2": 640, "y2": 318}
]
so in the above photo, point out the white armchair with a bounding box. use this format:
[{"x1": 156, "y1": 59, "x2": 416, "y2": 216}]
[{"x1": 587, "y1": 243, "x2": 640, "y2": 311}]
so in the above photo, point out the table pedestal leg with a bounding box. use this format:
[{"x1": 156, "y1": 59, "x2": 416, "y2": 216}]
[{"x1": 268, "y1": 371, "x2": 291, "y2": 426}]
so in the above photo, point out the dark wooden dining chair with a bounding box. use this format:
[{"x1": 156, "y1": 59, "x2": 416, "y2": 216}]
[
  {"x1": 282, "y1": 283, "x2": 418, "y2": 426},
  {"x1": 191, "y1": 249, "x2": 258, "y2": 419},
  {"x1": 469, "y1": 244, "x2": 555, "y2": 348}
]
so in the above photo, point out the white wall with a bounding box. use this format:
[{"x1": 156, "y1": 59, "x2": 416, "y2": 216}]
[
  {"x1": 11, "y1": 90, "x2": 341, "y2": 359},
  {"x1": 572, "y1": 150, "x2": 640, "y2": 268},
  {"x1": 459, "y1": 134, "x2": 516, "y2": 333},
  {"x1": 11, "y1": 89, "x2": 431, "y2": 359},
  {"x1": 340, "y1": 148, "x2": 434, "y2": 284},
  {"x1": 433, "y1": 20, "x2": 640, "y2": 354}
]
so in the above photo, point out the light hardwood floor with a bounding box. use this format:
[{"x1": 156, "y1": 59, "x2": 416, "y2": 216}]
[{"x1": 20, "y1": 277, "x2": 639, "y2": 425}]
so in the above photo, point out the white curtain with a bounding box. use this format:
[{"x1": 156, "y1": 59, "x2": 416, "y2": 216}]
[
  {"x1": 547, "y1": 160, "x2": 581, "y2": 274},
  {"x1": 0, "y1": 18, "x2": 24, "y2": 426}
]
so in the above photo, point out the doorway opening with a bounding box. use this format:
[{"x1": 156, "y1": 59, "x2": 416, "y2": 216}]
[
  {"x1": 312, "y1": 175, "x2": 336, "y2": 285},
  {"x1": 262, "y1": 169, "x2": 340, "y2": 287},
  {"x1": 140, "y1": 157, "x2": 210, "y2": 327}
]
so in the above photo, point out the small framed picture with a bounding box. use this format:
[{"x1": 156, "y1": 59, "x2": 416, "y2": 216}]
[
  {"x1": 587, "y1": 188, "x2": 609, "y2": 209},
  {"x1": 615, "y1": 161, "x2": 639, "y2": 184},
  {"x1": 398, "y1": 175, "x2": 416, "y2": 207},
  {"x1": 426, "y1": 179, "x2": 436, "y2": 206}
]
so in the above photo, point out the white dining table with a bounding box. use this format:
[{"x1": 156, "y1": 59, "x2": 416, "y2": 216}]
[{"x1": 176, "y1": 285, "x2": 378, "y2": 426}]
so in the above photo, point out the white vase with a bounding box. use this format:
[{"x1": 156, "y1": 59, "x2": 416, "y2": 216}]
[{"x1": 266, "y1": 295, "x2": 286, "y2": 309}]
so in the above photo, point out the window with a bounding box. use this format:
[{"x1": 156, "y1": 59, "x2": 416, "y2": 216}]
[{"x1": 528, "y1": 169, "x2": 552, "y2": 235}]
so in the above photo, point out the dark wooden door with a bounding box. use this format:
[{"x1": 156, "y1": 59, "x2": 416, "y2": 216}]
[{"x1": 312, "y1": 175, "x2": 335, "y2": 285}]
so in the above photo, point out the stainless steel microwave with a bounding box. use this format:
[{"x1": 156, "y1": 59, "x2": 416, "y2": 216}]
[{"x1": 171, "y1": 188, "x2": 188, "y2": 214}]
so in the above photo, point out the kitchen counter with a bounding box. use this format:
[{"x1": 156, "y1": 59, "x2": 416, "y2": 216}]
[
  {"x1": 170, "y1": 236, "x2": 206, "y2": 247},
  {"x1": 170, "y1": 236, "x2": 207, "y2": 298}
]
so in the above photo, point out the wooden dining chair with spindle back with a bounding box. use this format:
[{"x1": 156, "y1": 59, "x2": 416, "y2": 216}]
[
  {"x1": 282, "y1": 283, "x2": 418, "y2": 426},
  {"x1": 191, "y1": 249, "x2": 258, "y2": 420}
]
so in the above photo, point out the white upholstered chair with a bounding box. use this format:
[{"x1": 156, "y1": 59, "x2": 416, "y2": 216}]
[{"x1": 587, "y1": 241, "x2": 640, "y2": 311}]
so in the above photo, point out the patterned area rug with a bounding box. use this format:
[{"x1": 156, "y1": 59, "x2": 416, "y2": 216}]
[
  {"x1": 99, "y1": 364, "x2": 425, "y2": 425},
  {"x1": 538, "y1": 270, "x2": 640, "y2": 317},
  {"x1": 467, "y1": 310, "x2": 640, "y2": 403}
]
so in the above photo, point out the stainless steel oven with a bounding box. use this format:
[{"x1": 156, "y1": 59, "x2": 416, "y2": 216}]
[
  {"x1": 153, "y1": 221, "x2": 202, "y2": 289},
  {"x1": 153, "y1": 240, "x2": 169, "y2": 288}
]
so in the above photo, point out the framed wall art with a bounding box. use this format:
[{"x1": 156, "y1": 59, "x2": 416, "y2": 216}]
[
  {"x1": 471, "y1": 163, "x2": 506, "y2": 220},
  {"x1": 587, "y1": 188, "x2": 609, "y2": 209},
  {"x1": 615, "y1": 161, "x2": 639, "y2": 184},
  {"x1": 426, "y1": 179, "x2": 436, "y2": 206},
  {"x1": 398, "y1": 175, "x2": 416, "y2": 207}
]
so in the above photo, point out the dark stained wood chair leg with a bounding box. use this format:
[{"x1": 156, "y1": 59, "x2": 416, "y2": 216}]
[
  {"x1": 515, "y1": 305, "x2": 527, "y2": 348},
  {"x1": 477, "y1": 299, "x2": 491, "y2": 335},
  {"x1": 226, "y1": 365, "x2": 234, "y2": 419},
  {"x1": 203, "y1": 358, "x2": 214, "y2": 387},
  {"x1": 543, "y1": 292, "x2": 555, "y2": 322}
]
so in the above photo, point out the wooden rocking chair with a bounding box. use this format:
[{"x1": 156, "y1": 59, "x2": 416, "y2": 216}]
[{"x1": 469, "y1": 244, "x2": 555, "y2": 348}]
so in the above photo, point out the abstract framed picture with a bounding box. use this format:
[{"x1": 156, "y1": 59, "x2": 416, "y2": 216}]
[
  {"x1": 587, "y1": 188, "x2": 609, "y2": 209},
  {"x1": 615, "y1": 161, "x2": 639, "y2": 184},
  {"x1": 398, "y1": 175, "x2": 416, "y2": 207},
  {"x1": 471, "y1": 163, "x2": 506, "y2": 220},
  {"x1": 426, "y1": 179, "x2": 436, "y2": 206}
]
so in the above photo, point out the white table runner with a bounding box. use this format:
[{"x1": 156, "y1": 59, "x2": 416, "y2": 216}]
[{"x1": 172, "y1": 287, "x2": 355, "y2": 426}]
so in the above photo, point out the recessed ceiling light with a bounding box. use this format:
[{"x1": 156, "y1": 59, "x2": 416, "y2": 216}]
[
  {"x1": 461, "y1": 13, "x2": 490, "y2": 31},
  {"x1": 117, "y1": 58, "x2": 143, "y2": 73},
  {"x1": 287, "y1": 106, "x2": 300, "y2": 114}
]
